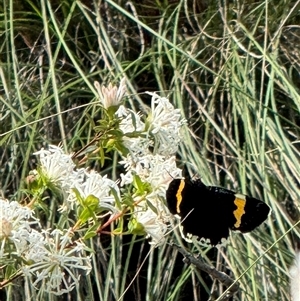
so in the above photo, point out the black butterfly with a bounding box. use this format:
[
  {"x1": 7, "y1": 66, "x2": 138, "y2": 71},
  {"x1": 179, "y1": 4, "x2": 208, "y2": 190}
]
[{"x1": 166, "y1": 178, "x2": 270, "y2": 246}]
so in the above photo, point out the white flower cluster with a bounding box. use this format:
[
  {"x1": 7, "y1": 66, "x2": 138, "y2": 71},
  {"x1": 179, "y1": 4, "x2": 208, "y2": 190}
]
[
  {"x1": 12, "y1": 144, "x2": 120, "y2": 294},
  {"x1": 22, "y1": 229, "x2": 91, "y2": 295},
  {"x1": 34, "y1": 144, "x2": 83, "y2": 190},
  {"x1": 0, "y1": 79, "x2": 185, "y2": 296},
  {"x1": 0, "y1": 198, "x2": 91, "y2": 295},
  {"x1": 116, "y1": 92, "x2": 185, "y2": 245},
  {"x1": 34, "y1": 145, "x2": 120, "y2": 213},
  {"x1": 0, "y1": 199, "x2": 39, "y2": 257},
  {"x1": 93, "y1": 81, "x2": 185, "y2": 244}
]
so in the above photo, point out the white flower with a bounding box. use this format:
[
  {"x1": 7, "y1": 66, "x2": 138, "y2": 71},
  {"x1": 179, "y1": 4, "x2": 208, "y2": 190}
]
[
  {"x1": 69, "y1": 170, "x2": 120, "y2": 213},
  {"x1": 115, "y1": 104, "x2": 128, "y2": 118},
  {"x1": 116, "y1": 105, "x2": 145, "y2": 134},
  {"x1": 290, "y1": 251, "x2": 300, "y2": 301},
  {"x1": 120, "y1": 154, "x2": 181, "y2": 190},
  {"x1": 34, "y1": 145, "x2": 121, "y2": 215},
  {"x1": 22, "y1": 229, "x2": 91, "y2": 295},
  {"x1": 23, "y1": 229, "x2": 47, "y2": 262},
  {"x1": 0, "y1": 198, "x2": 39, "y2": 257},
  {"x1": 94, "y1": 77, "x2": 126, "y2": 109},
  {"x1": 115, "y1": 105, "x2": 151, "y2": 157},
  {"x1": 133, "y1": 204, "x2": 169, "y2": 245},
  {"x1": 146, "y1": 92, "x2": 185, "y2": 156},
  {"x1": 115, "y1": 93, "x2": 184, "y2": 158},
  {"x1": 34, "y1": 145, "x2": 78, "y2": 189},
  {"x1": 120, "y1": 155, "x2": 182, "y2": 245},
  {"x1": 123, "y1": 136, "x2": 152, "y2": 158}
]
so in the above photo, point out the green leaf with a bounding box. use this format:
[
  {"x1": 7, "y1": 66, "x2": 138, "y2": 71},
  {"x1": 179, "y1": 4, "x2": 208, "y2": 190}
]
[
  {"x1": 133, "y1": 174, "x2": 144, "y2": 191},
  {"x1": 146, "y1": 199, "x2": 158, "y2": 215},
  {"x1": 99, "y1": 146, "x2": 105, "y2": 167},
  {"x1": 79, "y1": 208, "x2": 95, "y2": 224},
  {"x1": 84, "y1": 231, "x2": 97, "y2": 240},
  {"x1": 84, "y1": 223, "x2": 100, "y2": 240},
  {"x1": 128, "y1": 218, "x2": 145, "y2": 236},
  {"x1": 85, "y1": 194, "x2": 99, "y2": 207},
  {"x1": 113, "y1": 227, "x2": 123, "y2": 235},
  {"x1": 133, "y1": 174, "x2": 151, "y2": 195},
  {"x1": 110, "y1": 187, "x2": 121, "y2": 209},
  {"x1": 72, "y1": 188, "x2": 85, "y2": 206},
  {"x1": 78, "y1": 194, "x2": 99, "y2": 224}
]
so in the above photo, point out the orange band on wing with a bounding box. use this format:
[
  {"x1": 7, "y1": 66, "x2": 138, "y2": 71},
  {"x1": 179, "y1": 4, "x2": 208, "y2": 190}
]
[
  {"x1": 176, "y1": 180, "x2": 185, "y2": 213},
  {"x1": 233, "y1": 194, "x2": 246, "y2": 228}
]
